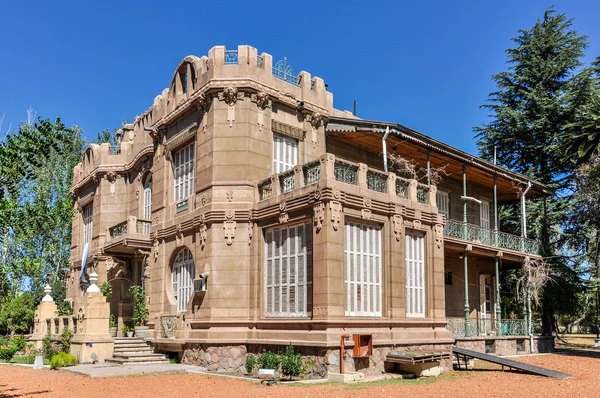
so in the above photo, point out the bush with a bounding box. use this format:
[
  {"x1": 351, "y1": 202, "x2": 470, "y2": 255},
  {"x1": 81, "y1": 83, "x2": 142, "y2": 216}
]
[
  {"x1": 57, "y1": 300, "x2": 72, "y2": 316},
  {"x1": 109, "y1": 314, "x2": 117, "y2": 329},
  {"x1": 0, "y1": 348, "x2": 17, "y2": 361},
  {"x1": 129, "y1": 286, "x2": 148, "y2": 327},
  {"x1": 280, "y1": 344, "x2": 303, "y2": 378},
  {"x1": 258, "y1": 350, "x2": 281, "y2": 370},
  {"x1": 100, "y1": 282, "x2": 113, "y2": 300},
  {"x1": 9, "y1": 334, "x2": 28, "y2": 351},
  {"x1": 245, "y1": 355, "x2": 257, "y2": 374},
  {"x1": 42, "y1": 331, "x2": 55, "y2": 360},
  {"x1": 50, "y1": 352, "x2": 78, "y2": 369},
  {"x1": 60, "y1": 328, "x2": 73, "y2": 353},
  {"x1": 0, "y1": 294, "x2": 35, "y2": 334}
]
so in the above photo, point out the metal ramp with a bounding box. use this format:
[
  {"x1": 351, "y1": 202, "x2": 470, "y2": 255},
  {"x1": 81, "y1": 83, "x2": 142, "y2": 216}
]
[{"x1": 453, "y1": 346, "x2": 571, "y2": 379}]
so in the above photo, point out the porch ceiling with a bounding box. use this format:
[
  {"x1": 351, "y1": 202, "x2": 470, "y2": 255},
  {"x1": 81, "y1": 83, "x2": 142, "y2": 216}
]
[{"x1": 444, "y1": 244, "x2": 524, "y2": 269}]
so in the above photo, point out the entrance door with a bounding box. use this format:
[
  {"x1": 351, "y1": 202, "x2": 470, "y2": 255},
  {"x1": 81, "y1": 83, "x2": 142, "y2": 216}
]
[{"x1": 479, "y1": 274, "x2": 495, "y2": 335}]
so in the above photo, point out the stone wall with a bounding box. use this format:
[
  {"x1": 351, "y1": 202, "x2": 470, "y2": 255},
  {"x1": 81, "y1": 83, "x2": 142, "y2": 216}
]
[{"x1": 454, "y1": 336, "x2": 555, "y2": 356}]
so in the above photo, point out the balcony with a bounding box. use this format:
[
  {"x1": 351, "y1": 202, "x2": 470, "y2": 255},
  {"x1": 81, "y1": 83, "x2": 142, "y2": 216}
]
[
  {"x1": 446, "y1": 317, "x2": 527, "y2": 337},
  {"x1": 104, "y1": 216, "x2": 152, "y2": 255},
  {"x1": 444, "y1": 219, "x2": 540, "y2": 255}
]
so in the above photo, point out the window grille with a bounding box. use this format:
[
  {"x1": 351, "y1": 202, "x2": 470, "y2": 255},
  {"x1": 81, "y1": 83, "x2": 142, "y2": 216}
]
[
  {"x1": 264, "y1": 222, "x2": 313, "y2": 317},
  {"x1": 172, "y1": 248, "x2": 195, "y2": 312},
  {"x1": 406, "y1": 232, "x2": 425, "y2": 317},
  {"x1": 83, "y1": 205, "x2": 93, "y2": 243},
  {"x1": 272, "y1": 134, "x2": 297, "y2": 174},
  {"x1": 344, "y1": 222, "x2": 382, "y2": 317},
  {"x1": 173, "y1": 143, "x2": 195, "y2": 203}
]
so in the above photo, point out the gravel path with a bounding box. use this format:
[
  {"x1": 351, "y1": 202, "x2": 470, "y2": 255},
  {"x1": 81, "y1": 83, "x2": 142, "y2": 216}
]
[{"x1": 1, "y1": 350, "x2": 599, "y2": 398}]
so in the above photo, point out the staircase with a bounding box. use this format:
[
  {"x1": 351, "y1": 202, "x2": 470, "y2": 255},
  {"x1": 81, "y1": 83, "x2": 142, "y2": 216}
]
[{"x1": 105, "y1": 337, "x2": 170, "y2": 365}]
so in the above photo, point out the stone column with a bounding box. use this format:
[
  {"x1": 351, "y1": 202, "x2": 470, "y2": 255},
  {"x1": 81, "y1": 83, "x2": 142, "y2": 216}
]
[{"x1": 29, "y1": 285, "x2": 58, "y2": 349}]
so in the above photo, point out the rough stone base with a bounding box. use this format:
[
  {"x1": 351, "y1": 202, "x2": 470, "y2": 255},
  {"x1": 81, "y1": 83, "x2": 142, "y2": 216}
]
[
  {"x1": 178, "y1": 342, "x2": 453, "y2": 378},
  {"x1": 454, "y1": 336, "x2": 555, "y2": 356}
]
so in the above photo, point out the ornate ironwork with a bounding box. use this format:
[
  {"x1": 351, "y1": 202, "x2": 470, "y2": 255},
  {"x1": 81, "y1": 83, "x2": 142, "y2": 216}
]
[
  {"x1": 279, "y1": 170, "x2": 295, "y2": 194},
  {"x1": 137, "y1": 219, "x2": 152, "y2": 234},
  {"x1": 446, "y1": 317, "x2": 526, "y2": 337},
  {"x1": 272, "y1": 57, "x2": 298, "y2": 85},
  {"x1": 110, "y1": 221, "x2": 128, "y2": 239},
  {"x1": 225, "y1": 50, "x2": 238, "y2": 65},
  {"x1": 160, "y1": 315, "x2": 177, "y2": 338},
  {"x1": 396, "y1": 178, "x2": 409, "y2": 199},
  {"x1": 258, "y1": 179, "x2": 272, "y2": 200},
  {"x1": 334, "y1": 161, "x2": 358, "y2": 185},
  {"x1": 109, "y1": 146, "x2": 121, "y2": 155},
  {"x1": 257, "y1": 55, "x2": 264, "y2": 70},
  {"x1": 416, "y1": 184, "x2": 429, "y2": 204},
  {"x1": 303, "y1": 161, "x2": 320, "y2": 185},
  {"x1": 367, "y1": 170, "x2": 387, "y2": 193}
]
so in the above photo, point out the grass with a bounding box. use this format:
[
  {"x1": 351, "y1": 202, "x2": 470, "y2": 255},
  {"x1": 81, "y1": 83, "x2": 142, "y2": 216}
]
[
  {"x1": 557, "y1": 333, "x2": 599, "y2": 348},
  {"x1": 0, "y1": 356, "x2": 50, "y2": 365}
]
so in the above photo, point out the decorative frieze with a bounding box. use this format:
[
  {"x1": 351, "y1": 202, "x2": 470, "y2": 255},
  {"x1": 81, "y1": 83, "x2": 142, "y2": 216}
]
[
  {"x1": 175, "y1": 224, "x2": 184, "y2": 246},
  {"x1": 251, "y1": 92, "x2": 271, "y2": 132},
  {"x1": 218, "y1": 87, "x2": 244, "y2": 128},
  {"x1": 393, "y1": 214, "x2": 404, "y2": 242},
  {"x1": 361, "y1": 209, "x2": 372, "y2": 220},
  {"x1": 329, "y1": 201, "x2": 341, "y2": 231},
  {"x1": 248, "y1": 222, "x2": 253, "y2": 246},
  {"x1": 434, "y1": 224, "x2": 444, "y2": 249},
  {"x1": 314, "y1": 202, "x2": 325, "y2": 231}
]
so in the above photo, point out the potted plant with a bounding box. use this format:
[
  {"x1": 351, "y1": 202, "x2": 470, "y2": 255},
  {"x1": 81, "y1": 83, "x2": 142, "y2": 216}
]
[
  {"x1": 129, "y1": 285, "x2": 149, "y2": 338},
  {"x1": 109, "y1": 314, "x2": 117, "y2": 337},
  {"x1": 122, "y1": 323, "x2": 134, "y2": 338}
]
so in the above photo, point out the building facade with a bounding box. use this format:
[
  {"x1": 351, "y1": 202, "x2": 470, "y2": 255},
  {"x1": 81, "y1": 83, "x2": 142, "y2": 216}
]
[{"x1": 65, "y1": 45, "x2": 551, "y2": 375}]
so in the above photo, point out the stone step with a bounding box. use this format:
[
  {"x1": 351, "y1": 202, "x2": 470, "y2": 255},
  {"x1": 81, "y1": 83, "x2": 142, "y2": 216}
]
[
  {"x1": 114, "y1": 343, "x2": 153, "y2": 350},
  {"x1": 114, "y1": 347, "x2": 154, "y2": 353},
  {"x1": 114, "y1": 338, "x2": 146, "y2": 344},
  {"x1": 112, "y1": 353, "x2": 166, "y2": 360},
  {"x1": 105, "y1": 357, "x2": 170, "y2": 365}
]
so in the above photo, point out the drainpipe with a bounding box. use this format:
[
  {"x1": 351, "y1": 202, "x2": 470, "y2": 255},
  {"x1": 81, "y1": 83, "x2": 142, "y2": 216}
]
[
  {"x1": 382, "y1": 126, "x2": 390, "y2": 172},
  {"x1": 521, "y1": 182, "x2": 532, "y2": 252}
]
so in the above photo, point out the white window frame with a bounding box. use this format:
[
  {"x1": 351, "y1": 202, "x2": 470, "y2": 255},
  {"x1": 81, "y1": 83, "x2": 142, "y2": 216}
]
[
  {"x1": 406, "y1": 232, "x2": 425, "y2": 318},
  {"x1": 83, "y1": 205, "x2": 93, "y2": 243},
  {"x1": 172, "y1": 248, "x2": 195, "y2": 312},
  {"x1": 272, "y1": 134, "x2": 298, "y2": 174},
  {"x1": 264, "y1": 222, "x2": 313, "y2": 318},
  {"x1": 436, "y1": 190, "x2": 450, "y2": 219},
  {"x1": 344, "y1": 221, "x2": 382, "y2": 317},
  {"x1": 143, "y1": 176, "x2": 152, "y2": 234},
  {"x1": 173, "y1": 143, "x2": 195, "y2": 203}
]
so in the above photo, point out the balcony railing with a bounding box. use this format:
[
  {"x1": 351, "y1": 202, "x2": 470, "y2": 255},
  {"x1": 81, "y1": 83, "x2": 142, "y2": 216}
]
[
  {"x1": 396, "y1": 178, "x2": 409, "y2": 199},
  {"x1": 444, "y1": 219, "x2": 540, "y2": 254},
  {"x1": 279, "y1": 169, "x2": 295, "y2": 194},
  {"x1": 109, "y1": 146, "x2": 121, "y2": 155},
  {"x1": 334, "y1": 160, "x2": 358, "y2": 185},
  {"x1": 303, "y1": 161, "x2": 320, "y2": 185},
  {"x1": 416, "y1": 184, "x2": 429, "y2": 204},
  {"x1": 367, "y1": 170, "x2": 387, "y2": 193},
  {"x1": 447, "y1": 317, "x2": 527, "y2": 337},
  {"x1": 225, "y1": 50, "x2": 238, "y2": 65},
  {"x1": 106, "y1": 216, "x2": 151, "y2": 243}
]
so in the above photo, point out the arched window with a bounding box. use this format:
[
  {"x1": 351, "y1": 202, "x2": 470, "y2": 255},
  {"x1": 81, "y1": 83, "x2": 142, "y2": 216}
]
[
  {"x1": 172, "y1": 248, "x2": 195, "y2": 312},
  {"x1": 143, "y1": 175, "x2": 152, "y2": 234}
]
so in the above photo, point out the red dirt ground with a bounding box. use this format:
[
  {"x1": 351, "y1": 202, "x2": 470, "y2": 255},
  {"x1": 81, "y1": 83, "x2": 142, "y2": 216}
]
[{"x1": 1, "y1": 349, "x2": 599, "y2": 398}]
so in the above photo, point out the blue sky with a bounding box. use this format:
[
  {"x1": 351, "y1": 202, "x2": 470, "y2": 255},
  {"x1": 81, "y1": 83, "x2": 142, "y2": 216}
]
[{"x1": 1, "y1": 0, "x2": 599, "y2": 155}]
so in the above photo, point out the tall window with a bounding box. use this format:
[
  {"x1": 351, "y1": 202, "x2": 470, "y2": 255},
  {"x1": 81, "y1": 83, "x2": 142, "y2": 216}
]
[
  {"x1": 272, "y1": 134, "x2": 297, "y2": 174},
  {"x1": 344, "y1": 222, "x2": 382, "y2": 317},
  {"x1": 83, "y1": 205, "x2": 93, "y2": 243},
  {"x1": 406, "y1": 232, "x2": 425, "y2": 318},
  {"x1": 172, "y1": 248, "x2": 195, "y2": 312},
  {"x1": 143, "y1": 176, "x2": 152, "y2": 234},
  {"x1": 173, "y1": 143, "x2": 195, "y2": 203},
  {"x1": 264, "y1": 223, "x2": 312, "y2": 317},
  {"x1": 436, "y1": 191, "x2": 449, "y2": 219},
  {"x1": 480, "y1": 199, "x2": 490, "y2": 229}
]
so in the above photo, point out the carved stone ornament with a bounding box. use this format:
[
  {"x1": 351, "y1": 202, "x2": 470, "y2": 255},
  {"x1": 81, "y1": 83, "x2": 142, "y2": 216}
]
[
  {"x1": 201, "y1": 193, "x2": 207, "y2": 206},
  {"x1": 314, "y1": 202, "x2": 325, "y2": 231},
  {"x1": 219, "y1": 86, "x2": 241, "y2": 106},
  {"x1": 135, "y1": 187, "x2": 140, "y2": 200},
  {"x1": 225, "y1": 210, "x2": 235, "y2": 220},
  {"x1": 434, "y1": 224, "x2": 444, "y2": 249},
  {"x1": 333, "y1": 189, "x2": 341, "y2": 200},
  {"x1": 143, "y1": 257, "x2": 151, "y2": 281},
  {"x1": 248, "y1": 222, "x2": 253, "y2": 245},
  {"x1": 279, "y1": 212, "x2": 289, "y2": 224},
  {"x1": 152, "y1": 233, "x2": 159, "y2": 261},
  {"x1": 251, "y1": 91, "x2": 271, "y2": 110},
  {"x1": 106, "y1": 172, "x2": 118, "y2": 183},
  {"x1": 393, "y1": 214, "x2": 404, "y2": 242},
  {"x1": 310, "y1": 112, "x2": 325, "y2": 129},
  {"x1": 226, "y1": 190, "x2": 234, "y2": 202},
  {"x1": 413, "y1": 220, "x2": 422, "y2": 230},
  {"x1": 196, "y1": 92, "x2": 210, "y2": 110},
  {"x1": 224, "y1": 220, "x2": 236, "y2": 245},
  {"x1": 279, "y1": 201, "x2": 287, "y2": 211},
  {"x1": 313, "y1": 189, "x2": 322, "y2": 201},
  {"x1": 361, "y1": 208, "x2": 372, "y2": 220},
  {"x1": 329, "y1": 201, "x2": 342, "y2": 231},
  {"x1": 363, "y1": 197, "x2": 372, "y2": 208},
  {"x1": 175, "y1": 224, "x2": 183, "y2": 247},
  {"x1": 198, "y1": 222, "x2": 207, "y2": 249}
]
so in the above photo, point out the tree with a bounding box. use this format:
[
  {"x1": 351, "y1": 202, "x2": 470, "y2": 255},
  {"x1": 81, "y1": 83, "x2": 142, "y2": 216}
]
[
  {"x1": 474, "y1": 8, "x2": 597, "y2": 334},
  {"x1": 0, "y1": 294, "x2": 35, "y2": 334}
]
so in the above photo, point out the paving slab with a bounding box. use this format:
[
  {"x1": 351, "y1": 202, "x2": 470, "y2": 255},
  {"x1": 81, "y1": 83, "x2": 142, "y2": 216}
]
[{"x1": 61, "y1": 363, "x2": 199, "y2": 378}]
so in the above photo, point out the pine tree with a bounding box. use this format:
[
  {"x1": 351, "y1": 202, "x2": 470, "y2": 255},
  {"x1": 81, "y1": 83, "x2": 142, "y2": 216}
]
[{"x1": 474, "y1": 8, "x2": 597, "y2": 334}]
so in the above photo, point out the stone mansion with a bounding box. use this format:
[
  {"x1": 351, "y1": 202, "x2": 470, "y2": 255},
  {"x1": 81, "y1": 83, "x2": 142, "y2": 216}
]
[{"x1": 62, "y1": 45, "x2": 553, "y2": 374}]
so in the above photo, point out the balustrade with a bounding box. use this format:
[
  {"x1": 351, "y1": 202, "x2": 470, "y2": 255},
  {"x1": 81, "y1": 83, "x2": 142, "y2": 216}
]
[{"x1": 446, "y1": 317, "x2": 526, "y2": 337}]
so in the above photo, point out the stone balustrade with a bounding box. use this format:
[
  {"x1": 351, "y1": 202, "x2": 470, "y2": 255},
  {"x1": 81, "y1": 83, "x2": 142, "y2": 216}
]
[{"x1": 106, "y1": 216, "x2": 152, "y2": 243}]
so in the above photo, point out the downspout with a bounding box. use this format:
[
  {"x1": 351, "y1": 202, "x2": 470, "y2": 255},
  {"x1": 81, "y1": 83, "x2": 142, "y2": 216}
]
[{"x1": 382, "y1": 126, "x2": 390, "y2": 172}]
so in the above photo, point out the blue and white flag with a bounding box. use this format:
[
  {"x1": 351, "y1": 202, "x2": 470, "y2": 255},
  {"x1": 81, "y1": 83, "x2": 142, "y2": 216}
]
[{"x1": 79, "y1": 242, "x2": 89, "y2": 281}]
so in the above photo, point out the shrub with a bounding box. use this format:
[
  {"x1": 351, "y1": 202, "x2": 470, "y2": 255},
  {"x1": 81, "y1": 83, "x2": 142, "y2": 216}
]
[
  {"x1": 280, "y1": 344, "x2": 303, "y2": 378},
  {"x1": 245, "y1": 355, "x2": 257, "y2": 374},
  {"x1": 57, "y1": 300, "x2": 73, "y2": 316},
  {"x1": 258, "y1": 350, "x2": 280, "y2": 370},
  {"x1": 0, "y1": 348, "x2": 17, "y2": 361},
  {"x1": 50, "y1": 352, "x2": 78, "y2": 369},
  {"x1": 129, "y1": 286, "x2": 148, "y2": 327},
  {"x1": 42, "y1": 331, "x2": 54, "y2": 360},
  {"x1": 60, "y1": 328, "x2": 73, "y2": 353},
  {"x1": 100, "y1": 282, "x2": 113, "y2": 300},
  {"x1": 10, "y1": 334, "x2": 27, "y2": 351},
  {"x1": 109, "y1": 314, "x2": 117, "y2": 329}
]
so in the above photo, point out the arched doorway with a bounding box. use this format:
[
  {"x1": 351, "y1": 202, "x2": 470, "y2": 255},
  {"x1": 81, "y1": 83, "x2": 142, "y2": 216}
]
[{"x1": 171, "y1": 248, "x2": 195, "y2": 312}]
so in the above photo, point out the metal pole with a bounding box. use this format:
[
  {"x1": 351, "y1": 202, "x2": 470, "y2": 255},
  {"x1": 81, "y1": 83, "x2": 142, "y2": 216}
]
[
  {"x1": 464, "y1": 251, "x2": 470, "y2": 337},
  {"x1": 463, "y1": 164, "x2": 467, "y2": 240},
  {"x1": 427, "y1": 149, "x2": 431, "y2": 185},
  {"x1": 494, "y1": 175, "x2": 501, "y2": 334}
]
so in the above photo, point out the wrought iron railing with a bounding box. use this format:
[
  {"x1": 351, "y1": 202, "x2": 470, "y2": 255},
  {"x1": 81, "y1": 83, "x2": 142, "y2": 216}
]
[
  {"x1": 303, "y1": 161, "x2": 320, "y2": 185},
  {"x1": 279, "y1": 170, "x2": 295, "y2": 194},
  {"x1": 272, "y1": 58, "x2": 298, "y2": 85},
  {"x1": 417, "y1": 184, "x2": 429, "y2": 204},
  {"x1": 396, "y1": 178, "x2": 409, "y2": 199},
  {"x1": 444, "y1": 219, "x2": 541, "y2": 254},
  {"x1": 110, "y1": 221, "x2": 128, "y2": 239},
  {"x1": 367, "y1": 170, "x2": 387, "y2": 193},
  {"x1": 446, "y1": 317, "x2": 527, "y2": 337},
  {"x1": 334, "y1": 161, "x2": 358, "y2": 185},
  {"x1": 258, "y1": 179, "x2": 272, "y2": 200},
  {"x1": 136, "y1": 219, "x2": 152, "y2": 234},
  {"x1": 225, "y1": 50, "x2": 238, "y2": 65},
  {"x1": 257, "y1": 55, "x2": 264, "y2": 70},
  {"x1": 109, "y1": 146, "x2": 121, "y2": 155}
]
